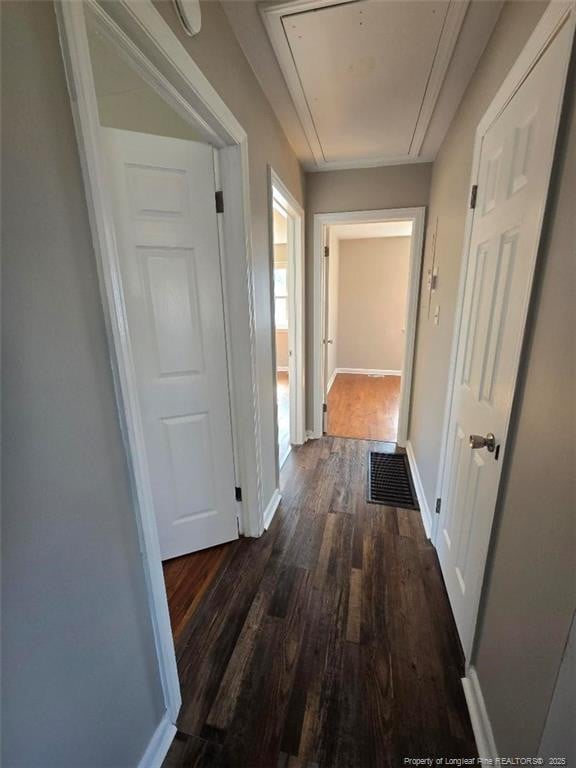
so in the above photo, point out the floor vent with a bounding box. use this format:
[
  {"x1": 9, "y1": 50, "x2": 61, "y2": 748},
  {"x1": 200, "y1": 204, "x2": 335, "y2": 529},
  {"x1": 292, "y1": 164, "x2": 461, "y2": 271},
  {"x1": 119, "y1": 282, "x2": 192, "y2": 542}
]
[{"x1": 367, "y1": 451, "x2": 419, "y2": 510}]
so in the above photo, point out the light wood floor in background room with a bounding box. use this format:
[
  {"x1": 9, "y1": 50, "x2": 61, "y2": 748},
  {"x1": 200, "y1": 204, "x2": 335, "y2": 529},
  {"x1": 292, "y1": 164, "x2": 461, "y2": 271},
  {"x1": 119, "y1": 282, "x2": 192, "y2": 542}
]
[
  {"x1": 277, "y1": 371, "x2": 290, "y2": 465},
  {"x1": 328, "y1": 373, "x2": 401, "y2": 441},
  {"x1": 162, "y1": 437, "x2": 475, "y2": 767}
]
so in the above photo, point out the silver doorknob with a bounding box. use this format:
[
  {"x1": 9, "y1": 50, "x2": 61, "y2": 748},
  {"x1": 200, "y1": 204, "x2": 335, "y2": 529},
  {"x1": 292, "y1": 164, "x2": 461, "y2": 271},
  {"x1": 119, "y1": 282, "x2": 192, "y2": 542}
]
[
  {"x1": 469, "y1": 433, "x2": 496, "y2": 452},
  {"x1": 326, "y1": 339, "x2": 334, "y2": 344}
]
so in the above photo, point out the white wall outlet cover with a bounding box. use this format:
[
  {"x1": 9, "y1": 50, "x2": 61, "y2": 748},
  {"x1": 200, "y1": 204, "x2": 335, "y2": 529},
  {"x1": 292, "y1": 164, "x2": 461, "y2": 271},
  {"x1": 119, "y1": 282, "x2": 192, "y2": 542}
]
[{"x1": 173, "y1": 0, "x2": 201, "y2": 36}]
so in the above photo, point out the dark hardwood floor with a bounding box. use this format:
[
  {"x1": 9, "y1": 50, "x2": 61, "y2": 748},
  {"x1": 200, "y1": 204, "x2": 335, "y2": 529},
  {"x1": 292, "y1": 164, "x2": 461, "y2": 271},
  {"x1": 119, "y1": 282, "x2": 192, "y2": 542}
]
[
  {"x1": 163, "y1": 437, "x2": 476, "y2": 767},
  {"x1": 163, "y1": 544, "x2": 232, "y2": 644}
]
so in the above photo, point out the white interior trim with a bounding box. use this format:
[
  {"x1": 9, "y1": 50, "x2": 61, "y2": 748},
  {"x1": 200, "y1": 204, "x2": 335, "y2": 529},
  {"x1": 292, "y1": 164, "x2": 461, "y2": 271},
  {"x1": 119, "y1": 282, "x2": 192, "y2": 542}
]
[
  {"x1": 269, "y1": 167, "x2": 306, "y2": 488},
  {"x1": 433, "y1": 0, "x2": 576, "y2": 638},
  {"x1": 260, "y1": 0, "x2": 469, "y2": 170},
  {"x1": 263, "y1": 488, "x2": 282, "y2": 530},
  {"x1": 326, "y1": 369, "x2": 338, "y2": 394},
  {"x1": 405, "y1": 441, "x2": 433, "y2": 539},
  {"x1": 462, "y1": 666, "x2": 499, "y2": 760},
  {"x1": 312, "y1": 208, "x2": 425, "y2": 445},
  {"x1": 137, "y1": 711, "x2": 176, "y2": 768},
  {"x1": 55, "y1": 0, "x2": 265, "y2": 728},
  {"x1": 335, "y1": 368, "x2": 402, "y2": 377}
]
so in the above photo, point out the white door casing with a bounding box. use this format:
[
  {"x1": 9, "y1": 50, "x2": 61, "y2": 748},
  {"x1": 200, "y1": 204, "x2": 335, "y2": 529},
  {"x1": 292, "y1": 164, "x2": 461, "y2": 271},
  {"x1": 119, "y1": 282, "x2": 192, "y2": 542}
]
[
  {"x1": 312, "y1": 208, "x2": 425, "y2": 441},
  {"x1": 436, "y1": 19, "x2": 574, "y2": 658},
  {"x1": 103, "y1": 128, "x2": 238, "y2": 560}
]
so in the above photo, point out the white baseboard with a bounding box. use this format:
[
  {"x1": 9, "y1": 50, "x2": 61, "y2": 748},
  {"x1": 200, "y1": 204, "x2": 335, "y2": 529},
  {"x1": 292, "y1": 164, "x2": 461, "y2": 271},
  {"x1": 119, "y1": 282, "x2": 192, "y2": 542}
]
[
  {"x1": 336, "y1": 367, "x2": 402, "y2": 377},
  {"x1": 462, "y1": 666, "x2": 498, "y2": 760},
  {"x1": 306, "y1": 429, "x2": 320, "y2": 440},
  {"x1": 327, "y1": 369, "x2": 338, "y2": 393},
  {"x1": 263, "y1": 488, "x2": 282, "y2": 530},
  {"x1": 138, "y1": 711, "x2": 176, "y2": 768},
  {"x1": 405, "y1": 441, "x2": 433, "y2": 539},
  {"x1": 276, "y1": 366, "x2": 289, "y2": 372}
]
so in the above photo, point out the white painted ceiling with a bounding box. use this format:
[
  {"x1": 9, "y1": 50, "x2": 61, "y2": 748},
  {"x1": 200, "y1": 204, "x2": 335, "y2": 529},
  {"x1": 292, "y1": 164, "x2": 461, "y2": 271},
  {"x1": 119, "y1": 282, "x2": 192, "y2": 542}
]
[
  {"x1": 331, "y1": 221, "x2": 413, "y2": 240},
  {"x1": 223, "y1": 0, "x2": 504, "y2": 171}
]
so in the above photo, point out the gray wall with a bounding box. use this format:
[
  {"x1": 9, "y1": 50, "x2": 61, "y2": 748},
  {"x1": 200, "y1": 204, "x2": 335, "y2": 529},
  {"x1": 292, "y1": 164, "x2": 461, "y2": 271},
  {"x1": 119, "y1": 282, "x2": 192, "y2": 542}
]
[
  {"x1": 474, "y1": 60, "x2": 576, "y2": 754},
  {"x1": 305, "y1": 163, "x2": 433, "y2": 427},
  {"x1": 408, "y1": 0, "x2": 575, "y2": 753},
  {"x1": 539, "y1": 613, "x2": 576, "y2": 761},
  {"x1": 1, "y1": 3, "x2": 165, "y2": 766},
  {"x1": 153, "y1": 0, "x2": 304, "y2": 509}
]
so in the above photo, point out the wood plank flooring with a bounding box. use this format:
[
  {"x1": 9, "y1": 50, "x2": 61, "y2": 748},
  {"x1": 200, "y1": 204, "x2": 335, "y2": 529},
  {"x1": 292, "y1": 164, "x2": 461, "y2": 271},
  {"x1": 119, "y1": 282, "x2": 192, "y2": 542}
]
[
  {"x1": 163, "y1": 544, "x2": 232, "y2": 644},
  {"x1": 328, "y1": 374, "x2": 400, "y2": 441},
  {"x1": 163, "y1": 437, "x2": 476, "y2": 767},
  {"x1": 277, "y1": 371, "x2": 291, "y2": 466}
]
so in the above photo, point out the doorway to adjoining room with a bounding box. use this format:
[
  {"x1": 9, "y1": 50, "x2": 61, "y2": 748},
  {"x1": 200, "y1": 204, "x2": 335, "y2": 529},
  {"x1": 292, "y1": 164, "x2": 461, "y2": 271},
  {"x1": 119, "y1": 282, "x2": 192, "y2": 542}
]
[
  {"x1": 269, "y1": 172, "x2": 305, "y2": 471},
  {"x1": 322, "y1": 218, "x2": 416, "y2": 442}
]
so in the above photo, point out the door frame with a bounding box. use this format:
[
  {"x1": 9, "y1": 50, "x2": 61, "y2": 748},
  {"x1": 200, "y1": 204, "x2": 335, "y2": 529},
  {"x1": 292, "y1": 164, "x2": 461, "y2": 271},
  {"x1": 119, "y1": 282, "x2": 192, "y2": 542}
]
[
  {"x1": 433, "y1": 1, "x2": 576, "y2": 662},
  {"x1": 312, "y1": 207, "x2": 425, "y2": 442},
  {"x1": 55, "y1": 0, "x2": 265, "y2": 727},
  {"x1": 268, "y1": 168, "x2": 306, "y2": 478}
]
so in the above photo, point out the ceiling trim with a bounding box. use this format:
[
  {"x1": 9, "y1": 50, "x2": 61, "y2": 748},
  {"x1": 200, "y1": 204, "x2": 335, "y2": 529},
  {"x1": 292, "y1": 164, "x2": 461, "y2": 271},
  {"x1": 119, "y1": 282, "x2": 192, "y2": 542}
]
[
  {"x1": 303, "y1": 153, "x2": 434, "y2": 173},
  {"x1": 260, "y1": 0, "x2": 470, "y2": 171},
  {"x1": 409, "y1": 0, "x2": 470, "y2": 155}
]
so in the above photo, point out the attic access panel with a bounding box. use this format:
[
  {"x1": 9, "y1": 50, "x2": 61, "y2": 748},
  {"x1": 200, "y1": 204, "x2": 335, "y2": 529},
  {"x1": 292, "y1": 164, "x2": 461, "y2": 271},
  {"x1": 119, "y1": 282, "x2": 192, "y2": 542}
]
[{"x1": 282, "y1": 0, "x2": 450, "y2": 164}]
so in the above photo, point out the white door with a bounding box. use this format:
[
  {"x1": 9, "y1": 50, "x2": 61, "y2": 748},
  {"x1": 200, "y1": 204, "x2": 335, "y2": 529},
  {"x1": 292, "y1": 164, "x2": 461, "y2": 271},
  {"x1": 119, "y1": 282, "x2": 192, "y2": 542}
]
[
  {"x1": 436, "y1": 24, "x2": 571, "y2": 657},
  {"x1": 102, "y1": 128, "x2": 238, "y2": 560}
]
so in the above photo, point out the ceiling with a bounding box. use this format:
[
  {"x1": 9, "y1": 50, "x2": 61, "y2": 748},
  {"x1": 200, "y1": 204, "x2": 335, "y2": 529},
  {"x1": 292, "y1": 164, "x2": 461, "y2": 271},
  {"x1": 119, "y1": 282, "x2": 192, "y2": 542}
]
[
  {"x1": 222, "y1": 0, "x2": 504, "y2": 171},
  {"x1": 331, "y1": 221, "x2": 413, "y2": 240}
]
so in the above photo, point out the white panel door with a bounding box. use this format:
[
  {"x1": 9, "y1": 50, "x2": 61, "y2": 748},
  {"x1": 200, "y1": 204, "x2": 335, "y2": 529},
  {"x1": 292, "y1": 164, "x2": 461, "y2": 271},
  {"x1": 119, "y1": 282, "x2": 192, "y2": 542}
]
[
  {"x1": 436, "y1": 25, "x2": 571, "y2": 657},
  {"x1": 102, "y1": 128, "x2": 238, "y2": 560}
]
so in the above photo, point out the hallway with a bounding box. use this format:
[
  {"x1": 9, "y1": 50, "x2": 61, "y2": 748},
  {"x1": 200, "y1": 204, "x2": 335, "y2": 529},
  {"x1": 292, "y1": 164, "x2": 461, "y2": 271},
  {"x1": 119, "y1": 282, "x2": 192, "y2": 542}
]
[{"x1": 163, "y1": 437, "x2": 476, "y2": 767}]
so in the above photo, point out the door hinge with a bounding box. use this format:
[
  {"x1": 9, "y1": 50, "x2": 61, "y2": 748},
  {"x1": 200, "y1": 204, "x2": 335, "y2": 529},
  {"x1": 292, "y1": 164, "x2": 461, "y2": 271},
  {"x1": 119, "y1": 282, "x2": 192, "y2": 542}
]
[
  {"x1": 235, "y1": 486, "x2": 242, "y2": 502},
  {"x1": 435, "y1": 498, "x2": 442, "y2": 515},
  {"x1": 470, "y1": 185, "x2": 478, "y2": 209},
  {"x1": 324, "y1": 246, "x2": 329, "y2": 258},
  {"x1": 215, "y1": 190, "x2": 224, "y2": 213},
  {"x1": 322, "y1": 403, "x2": 327, "y2": 413}
]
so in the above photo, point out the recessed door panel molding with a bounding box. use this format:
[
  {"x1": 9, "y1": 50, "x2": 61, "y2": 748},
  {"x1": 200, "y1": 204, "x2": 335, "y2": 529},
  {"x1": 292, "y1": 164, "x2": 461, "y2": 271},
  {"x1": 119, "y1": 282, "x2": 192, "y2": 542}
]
[
  {"x1": 162, "y1": 413, "x2": 216, "y2": 521},
  {"x1": 127, "y1": 164, "x2": 188, "y2": 218},
  {"x1": 261, "y1": 0, "x2": 470, "y2": 170},
  {"x1": 144, "y1": 249, "x2": 205, "y2": 376}
]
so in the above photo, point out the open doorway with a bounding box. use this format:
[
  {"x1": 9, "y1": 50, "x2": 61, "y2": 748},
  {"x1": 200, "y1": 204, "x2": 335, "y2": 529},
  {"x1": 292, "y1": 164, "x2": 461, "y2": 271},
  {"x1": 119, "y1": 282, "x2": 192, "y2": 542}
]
[
  {"x1": 325, "y1": 221, "x2": 412, "y2": 441},
  {"x1": 269, "y1": 171, "x2": 306, "y2": 474},
  {"x1": 313, "y1": 208, "x2": 425, "y2": 444},
  {"x1": 85, "y1": 8, "x2": 242, "y2": 649},
  {"x1": 60, "y1": 0, "x2": 268, "y2": 726}
]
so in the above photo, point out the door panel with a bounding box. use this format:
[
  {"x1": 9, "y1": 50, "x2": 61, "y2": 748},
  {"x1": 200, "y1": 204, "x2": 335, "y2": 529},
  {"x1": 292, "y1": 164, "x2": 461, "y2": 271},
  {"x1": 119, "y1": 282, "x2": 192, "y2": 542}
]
[
  {"x1": 102, "y1": 128, "x2": 238, "y2": 560},
  {"x1": 436, "y1": 23, "x2": 571, "y2": 656}
]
